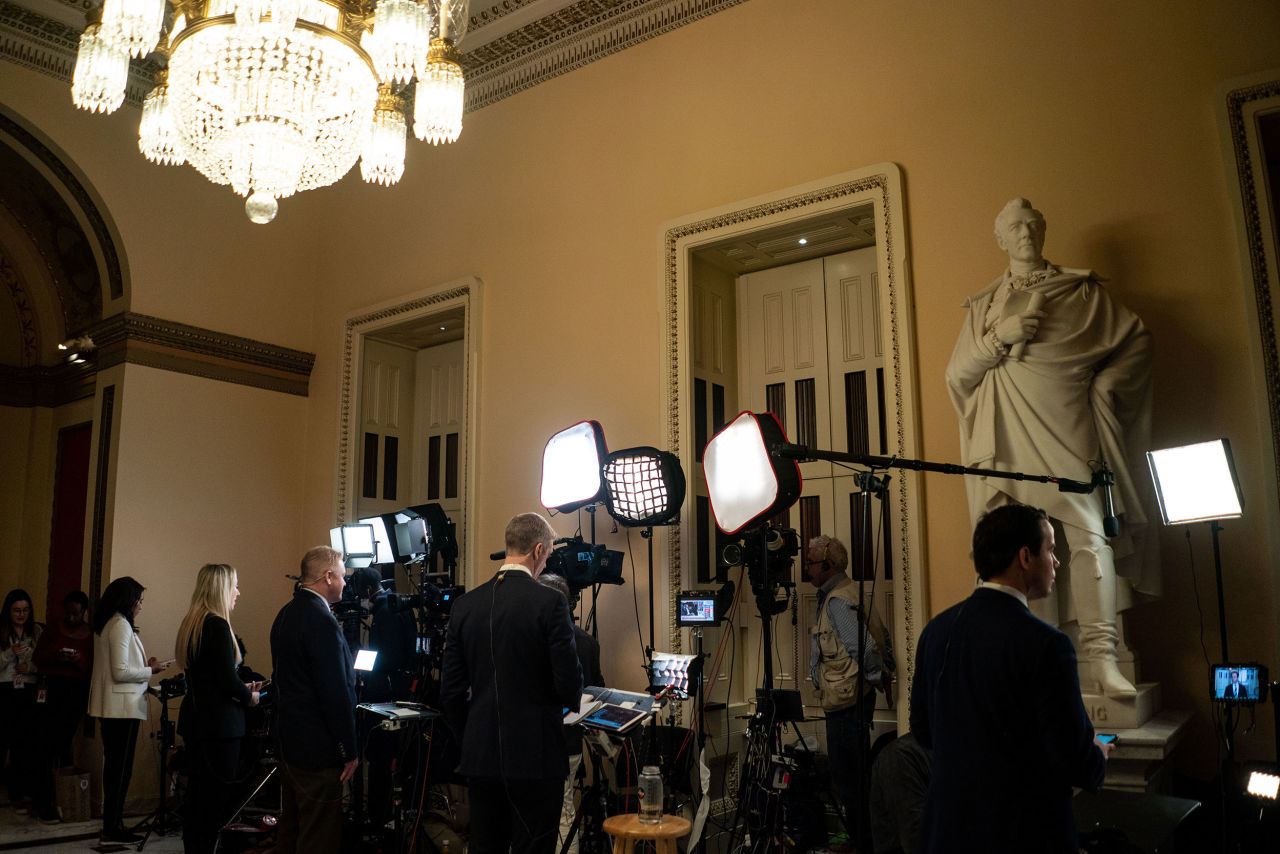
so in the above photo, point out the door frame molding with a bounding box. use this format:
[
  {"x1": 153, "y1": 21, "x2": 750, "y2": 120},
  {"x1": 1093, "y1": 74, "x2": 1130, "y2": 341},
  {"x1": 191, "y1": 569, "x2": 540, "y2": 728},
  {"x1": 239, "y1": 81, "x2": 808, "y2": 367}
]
[
  {"x1": 335, "y1": 276, "x2": 483, "y2": 580},
  {"x1": 660, "y1": 165, "x2": 925, "y2": 729}
]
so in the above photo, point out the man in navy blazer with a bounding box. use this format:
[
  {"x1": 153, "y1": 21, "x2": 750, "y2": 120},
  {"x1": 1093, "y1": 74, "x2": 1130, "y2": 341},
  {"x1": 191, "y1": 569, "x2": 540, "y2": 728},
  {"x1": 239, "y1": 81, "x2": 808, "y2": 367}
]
[
  {"x1": 910, "y1": 504, "x2": 1112, "y2": 853},
  {"x1": 270, "y1": 545, "x2": 359, "y2": 854},
  {"x1": 441, "y1": 512, "x2": 582, "y2": 854}
]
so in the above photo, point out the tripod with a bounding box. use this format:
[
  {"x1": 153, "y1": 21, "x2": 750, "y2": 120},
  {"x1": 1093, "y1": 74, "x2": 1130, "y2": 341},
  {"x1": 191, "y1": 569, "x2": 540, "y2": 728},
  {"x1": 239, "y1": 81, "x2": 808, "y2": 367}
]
[
  {"x1": 723, "y1": 528, "x2": 801, "y2": 852},
  {"x1": 134, "y1": 685, "x2": 184, "y2": 849}
]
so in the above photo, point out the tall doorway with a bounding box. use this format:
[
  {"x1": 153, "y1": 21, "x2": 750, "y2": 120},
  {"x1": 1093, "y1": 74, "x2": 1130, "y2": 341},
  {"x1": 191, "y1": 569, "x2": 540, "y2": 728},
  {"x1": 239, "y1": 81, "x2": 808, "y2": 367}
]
[
  {"x1": 338, "y1": 279, "x2": 480, "y2": 583},
  {"x1": 690, "y1": 213, "x2": 895, "y2": 714}
]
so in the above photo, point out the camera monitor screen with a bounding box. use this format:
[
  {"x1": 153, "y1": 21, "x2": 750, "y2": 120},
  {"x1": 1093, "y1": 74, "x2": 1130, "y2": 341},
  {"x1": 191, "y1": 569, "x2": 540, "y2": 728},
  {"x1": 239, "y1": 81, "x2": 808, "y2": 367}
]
[
  {"x1": 677, "y1": 594, "x2": 717, "y2": 627},
  {"x1": 354, "y1": 649, "x2": 378, "y2": 672},
  {"x1": 1213, "y1": 664, "x2": 1266, "y2": 702}
]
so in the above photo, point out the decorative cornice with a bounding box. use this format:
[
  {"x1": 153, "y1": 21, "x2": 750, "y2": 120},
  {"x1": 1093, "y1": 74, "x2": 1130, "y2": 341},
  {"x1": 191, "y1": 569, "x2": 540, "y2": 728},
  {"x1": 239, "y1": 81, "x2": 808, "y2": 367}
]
[
  {"x1": 1, "y1": 311, "x2": 315, "y2": 402},
  {"x1": 469, "y1": 0, "x2": 543, "y2": 31},
  {"x1": 1, "y1": 0, "x2": 747, "y2": 114},
  {"x1": 463, "y1": 0, "x2": 747, "y2": 111},
  {"x1": 0, "y1": 359, "x2": 95, "y2": 406},
  {"x1": 90, "y1": 311, "x2": 316, "y2": 396}
]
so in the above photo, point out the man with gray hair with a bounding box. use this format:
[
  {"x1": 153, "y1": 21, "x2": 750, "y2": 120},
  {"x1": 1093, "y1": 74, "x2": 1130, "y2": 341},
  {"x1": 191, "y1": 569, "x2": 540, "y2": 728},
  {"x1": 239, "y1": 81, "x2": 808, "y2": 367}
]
[
  {"x1": 945, "y1": 198, "x2": 1157, "y2": 698},
  {"x1": 441, "y1": 512, "x2": 582, "y2": 854},
  {"x1": 270, "y1": 545, "x2": 358, "y2": 854},
  {"x1": 805, "y1": 534, "x2": 893, "y2": 851}
]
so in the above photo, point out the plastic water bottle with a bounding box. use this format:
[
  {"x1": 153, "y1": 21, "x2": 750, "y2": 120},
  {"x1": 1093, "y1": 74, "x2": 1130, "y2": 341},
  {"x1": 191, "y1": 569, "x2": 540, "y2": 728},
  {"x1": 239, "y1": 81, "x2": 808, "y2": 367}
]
[{"x1": 638, "y1": 765, "x2": 663, "y2": 824}]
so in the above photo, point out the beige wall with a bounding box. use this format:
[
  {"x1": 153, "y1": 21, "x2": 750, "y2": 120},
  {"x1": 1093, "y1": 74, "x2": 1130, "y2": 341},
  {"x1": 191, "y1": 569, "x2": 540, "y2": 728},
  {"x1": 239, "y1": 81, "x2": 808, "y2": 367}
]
[
  {"x1": 2, "y1": 0, "x2": 1279, "y2": 778},
  {"x1": 107, "y1": 364, "x2": 309, "y2": 671}
]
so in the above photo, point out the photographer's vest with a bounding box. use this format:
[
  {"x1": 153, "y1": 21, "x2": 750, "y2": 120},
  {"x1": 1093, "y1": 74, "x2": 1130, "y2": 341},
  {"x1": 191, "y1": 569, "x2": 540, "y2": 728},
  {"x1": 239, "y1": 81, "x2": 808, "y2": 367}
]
[{"x1": 811, "y1": 575, "x2": 887, "y2": 713}]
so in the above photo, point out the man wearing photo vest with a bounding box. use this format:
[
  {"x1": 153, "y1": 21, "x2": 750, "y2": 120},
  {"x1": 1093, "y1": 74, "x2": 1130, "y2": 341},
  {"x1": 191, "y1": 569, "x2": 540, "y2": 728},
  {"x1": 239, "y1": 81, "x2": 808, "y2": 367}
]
[{"x1": 806, "y1": 534, "x2": 894, "y2": 851}]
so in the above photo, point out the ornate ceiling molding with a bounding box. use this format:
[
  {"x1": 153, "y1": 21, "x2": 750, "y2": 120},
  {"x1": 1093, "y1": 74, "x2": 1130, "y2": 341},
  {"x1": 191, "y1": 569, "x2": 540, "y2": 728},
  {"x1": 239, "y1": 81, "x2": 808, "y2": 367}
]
[
  {"x1": 0, "y1": 310, "x2": 316, "y2": 404},
  {"x1": 1, "y1": 0, "x2": 747, "y2": 112},
  {"x1": 91, "y1": 311, "x2": 317, "y2": 396},
  {"x1": 463, "y1": 0, "x2": 747, "y2": 110}
]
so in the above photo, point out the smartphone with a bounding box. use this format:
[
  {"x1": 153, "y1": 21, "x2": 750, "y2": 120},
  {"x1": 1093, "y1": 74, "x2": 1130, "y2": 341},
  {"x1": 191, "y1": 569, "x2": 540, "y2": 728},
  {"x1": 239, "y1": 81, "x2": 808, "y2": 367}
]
[{"x1": 1096, "y1": 733, "x2": 1118, "y2": 745}]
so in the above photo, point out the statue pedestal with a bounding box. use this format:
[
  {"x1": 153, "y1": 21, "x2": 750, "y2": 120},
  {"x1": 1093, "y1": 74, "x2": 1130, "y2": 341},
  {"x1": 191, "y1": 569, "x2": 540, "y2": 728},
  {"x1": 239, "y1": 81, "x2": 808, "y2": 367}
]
[
  {"x1": 1082, "y1": 682, "x2": 1161, "y2": 730},
  {"x1": 1092, "y1": 709, "x2": 1193, "y2": 793}
]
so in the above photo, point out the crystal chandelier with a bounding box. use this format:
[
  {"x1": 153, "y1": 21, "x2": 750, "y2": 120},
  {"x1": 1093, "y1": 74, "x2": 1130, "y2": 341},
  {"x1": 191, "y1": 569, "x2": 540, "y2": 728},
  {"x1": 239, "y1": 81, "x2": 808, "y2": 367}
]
[{"x1": 73, "y1": 0, "x2": 470, "y2": 224}]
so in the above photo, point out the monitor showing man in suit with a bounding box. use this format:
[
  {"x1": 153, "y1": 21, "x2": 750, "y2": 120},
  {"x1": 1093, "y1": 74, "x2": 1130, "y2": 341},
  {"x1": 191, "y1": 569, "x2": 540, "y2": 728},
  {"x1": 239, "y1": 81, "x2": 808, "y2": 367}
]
[{"x1": 1214, "y1": 665, "x2": 1263, "y2": 701}]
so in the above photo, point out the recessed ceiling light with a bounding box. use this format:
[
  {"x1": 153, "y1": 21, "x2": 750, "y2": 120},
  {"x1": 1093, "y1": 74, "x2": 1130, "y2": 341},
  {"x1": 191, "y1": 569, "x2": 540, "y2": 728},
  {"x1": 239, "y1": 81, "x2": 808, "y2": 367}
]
[
  {"x1": 798, "y1": 238, "x2": 808, "y2": 246},
  {"x1": 439, "y1": 325, "x2": 447, "y2": 331}
]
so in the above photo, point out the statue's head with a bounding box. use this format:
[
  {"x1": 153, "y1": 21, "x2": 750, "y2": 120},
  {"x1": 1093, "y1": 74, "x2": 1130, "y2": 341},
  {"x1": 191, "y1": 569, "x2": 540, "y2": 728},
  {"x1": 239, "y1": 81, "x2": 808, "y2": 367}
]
[{"x1": 994, "y1": 198, "x2": 1047, "y2": 266}]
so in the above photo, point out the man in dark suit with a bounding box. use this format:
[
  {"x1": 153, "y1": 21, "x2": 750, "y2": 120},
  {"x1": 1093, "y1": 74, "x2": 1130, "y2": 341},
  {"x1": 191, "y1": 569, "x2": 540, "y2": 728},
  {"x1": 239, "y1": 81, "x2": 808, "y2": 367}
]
[
  {"x1": 910, "y1": 504, "x2": 1112, "y2": 853},
  {"x1": 441, "y1": 512, "x2": 583, "y2": 854},
  {"x1": 1225, "y1": 670, "x2": 1247, "y2": 700},
  {"x1": 270, "y1": 546, "x2": 359, "y2": 854},
  {"x1": 537, "y1": 572, "x2": 605, "y2": 854}
]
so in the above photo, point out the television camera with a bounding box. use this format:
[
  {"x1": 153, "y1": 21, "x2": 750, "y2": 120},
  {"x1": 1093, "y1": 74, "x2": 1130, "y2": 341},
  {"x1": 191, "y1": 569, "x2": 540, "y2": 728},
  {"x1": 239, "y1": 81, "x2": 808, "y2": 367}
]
[
  {"x1": 488, "y1": 535, "x2": 625, "y2": 592},
  {"x1": 720, "y1": 524, "x2": 799, "y2": 614}
]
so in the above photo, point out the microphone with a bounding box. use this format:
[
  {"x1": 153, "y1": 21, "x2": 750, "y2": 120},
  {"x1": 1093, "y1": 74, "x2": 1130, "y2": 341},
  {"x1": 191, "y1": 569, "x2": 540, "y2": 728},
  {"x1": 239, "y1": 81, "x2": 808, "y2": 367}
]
[
  {"x1": 1095, "y1": 464, "x2": 1121, "y2": 538},
  {"x1": 489, "y1": 550, "x2": 506, "y2": 561}
]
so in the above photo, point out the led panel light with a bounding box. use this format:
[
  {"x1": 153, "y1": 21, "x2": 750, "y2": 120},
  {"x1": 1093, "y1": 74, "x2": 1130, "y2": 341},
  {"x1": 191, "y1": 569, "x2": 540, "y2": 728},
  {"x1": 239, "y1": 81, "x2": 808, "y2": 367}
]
[
  {"x1": 1147, "y1": 439, "x2": 1244, "y2": 525},
  {"x1": 703, "y1": 411, "x2": 802, "y2": 534},
  {"x1": 1246, "y1": 769, "x2": 1280, "y2": 801},
  {"x1": 357, "y1": 515, "x2": 397, "y2": 565},
  {"x1": 541, "y1": 421, "x2": 608, "y2": 513},
  {"x1": 330, "y1": 523, "x2": 376, "y2": 569},
  {"x1": 602, "y1": 447, "x2": 686, "y2": 527}
]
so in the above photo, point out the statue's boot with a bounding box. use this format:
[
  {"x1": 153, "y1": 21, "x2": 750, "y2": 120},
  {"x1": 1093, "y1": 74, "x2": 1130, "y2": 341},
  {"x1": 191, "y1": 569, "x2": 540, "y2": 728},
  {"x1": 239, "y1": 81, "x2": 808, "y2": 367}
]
[{"x1": 1073, "y1": 543, "x2": 1138, "y2": 699}]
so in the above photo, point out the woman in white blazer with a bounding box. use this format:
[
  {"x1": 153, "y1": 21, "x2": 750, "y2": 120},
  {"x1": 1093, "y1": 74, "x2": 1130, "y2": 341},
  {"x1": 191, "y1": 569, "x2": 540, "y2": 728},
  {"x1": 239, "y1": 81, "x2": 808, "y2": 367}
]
[{"x1": 88, "y1": 577, "x2": 168, "y2": 844}]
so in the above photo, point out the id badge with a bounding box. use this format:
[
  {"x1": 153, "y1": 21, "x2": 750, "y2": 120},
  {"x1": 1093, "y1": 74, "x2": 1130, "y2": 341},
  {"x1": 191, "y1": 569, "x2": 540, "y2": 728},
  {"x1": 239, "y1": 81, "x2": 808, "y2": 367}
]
[{"x1": 36, "y1": 687, "x2": 47, "y2": 704}]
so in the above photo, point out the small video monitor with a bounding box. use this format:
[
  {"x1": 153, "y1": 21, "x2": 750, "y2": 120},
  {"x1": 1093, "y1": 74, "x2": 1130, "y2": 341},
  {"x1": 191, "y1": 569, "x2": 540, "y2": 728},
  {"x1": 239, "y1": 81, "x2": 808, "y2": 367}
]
[
  {"x1": 1212, "y1": 663, "x2": 1268, "y2": 703},
  {"x1": 354, "y1": 649, "x2": 378, "y2": 672},
  {"x1": 677, "y1": 592, "x2": 718, "y2": 627}
]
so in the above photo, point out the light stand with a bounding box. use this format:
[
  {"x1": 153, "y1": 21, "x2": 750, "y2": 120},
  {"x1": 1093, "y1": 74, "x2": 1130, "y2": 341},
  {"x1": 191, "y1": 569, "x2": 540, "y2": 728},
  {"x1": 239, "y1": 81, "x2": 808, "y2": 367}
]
[
  {"x1": 134, "y1": 682, "x2": 185, "y2": 849},
  {"x1": 1146, "y1": 438, "x2": 1245, "y2": 852}
]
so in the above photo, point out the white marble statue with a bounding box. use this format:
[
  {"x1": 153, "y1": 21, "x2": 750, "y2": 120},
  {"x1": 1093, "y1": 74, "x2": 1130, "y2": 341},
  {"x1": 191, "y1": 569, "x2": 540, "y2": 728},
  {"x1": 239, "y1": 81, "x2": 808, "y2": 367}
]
[{"x1": 945, "y1": 198, "x2": 1160, "y2": 699}]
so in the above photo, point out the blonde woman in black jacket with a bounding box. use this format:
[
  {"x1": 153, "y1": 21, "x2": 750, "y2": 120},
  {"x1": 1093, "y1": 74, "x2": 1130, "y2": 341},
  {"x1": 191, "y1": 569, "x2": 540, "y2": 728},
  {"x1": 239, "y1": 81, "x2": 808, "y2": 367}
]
[{"x1": 175, "y1": 564, "x2": 262, "y2": 854}]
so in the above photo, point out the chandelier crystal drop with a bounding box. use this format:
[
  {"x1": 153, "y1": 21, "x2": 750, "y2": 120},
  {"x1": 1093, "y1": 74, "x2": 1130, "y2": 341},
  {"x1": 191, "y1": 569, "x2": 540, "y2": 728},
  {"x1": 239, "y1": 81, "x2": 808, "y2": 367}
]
[
  {"x1": 71, "y1": 0, "x2": 471, "y2": 222},
  {"x1": 429, "y1": 0, "x2": 468, "y2": 42},
  {"x1": 72, "y1": 23, "x2": 130, "y2": 115},
  {"x1": 364, "y1": 0, "x2": 432, "y2": 85},
  {"x1": 101, "y1": 0, "x2": 166, "y2": 58},
  {"x1": 233, "y1": 0, "x2": 302, "y2": 34},
  {"x1": 137, "y1": 70, "x2": 187, "y2": 165},
  {"x1": 360, "y1": 87, "x2": 408, "y2": 186},
  {"x1": 167, "y1": 12, "x2": 378, "y2": 217},
  {"x1": 413, "y1": 38, "x2": 464, "y2": 144}
]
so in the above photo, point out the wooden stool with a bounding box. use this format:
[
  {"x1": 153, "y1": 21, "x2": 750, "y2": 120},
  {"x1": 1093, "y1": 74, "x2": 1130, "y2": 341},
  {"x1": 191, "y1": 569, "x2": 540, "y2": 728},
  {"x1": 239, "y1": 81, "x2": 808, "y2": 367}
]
[{"x1": 602, "y1": 813, "x2": 692, "y2": 854}]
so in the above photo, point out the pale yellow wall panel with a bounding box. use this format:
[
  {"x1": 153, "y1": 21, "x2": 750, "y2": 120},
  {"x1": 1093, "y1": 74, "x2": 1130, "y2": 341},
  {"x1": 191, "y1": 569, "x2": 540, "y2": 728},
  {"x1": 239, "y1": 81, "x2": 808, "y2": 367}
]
[{"x1": 107, "y1": 364, "x2": 308, "y2": 674}]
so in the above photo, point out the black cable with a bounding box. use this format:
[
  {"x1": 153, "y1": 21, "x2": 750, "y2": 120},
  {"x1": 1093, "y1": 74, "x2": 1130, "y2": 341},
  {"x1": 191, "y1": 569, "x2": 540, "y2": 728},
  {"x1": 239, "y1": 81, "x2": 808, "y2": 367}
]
[
  {"x1": 1185, "y1": 528, "x2": 1213, "y2": 672},
  {"x1": 624, "y1": 530, "x2": 647, "y2": 663}
]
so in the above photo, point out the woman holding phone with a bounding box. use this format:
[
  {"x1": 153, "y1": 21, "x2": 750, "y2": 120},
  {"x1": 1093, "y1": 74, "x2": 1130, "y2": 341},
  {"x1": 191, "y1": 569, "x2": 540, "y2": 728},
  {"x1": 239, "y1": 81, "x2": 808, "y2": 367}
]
[
  {"x1": 89, "y1": 577, "x2": 168, "y2": 844},
  {"x1": 0, "y1": 588, "x2": 42, "y2": 812},
  {"x1": 175, "y1": 564, "x2": 261, "y2": 854}
]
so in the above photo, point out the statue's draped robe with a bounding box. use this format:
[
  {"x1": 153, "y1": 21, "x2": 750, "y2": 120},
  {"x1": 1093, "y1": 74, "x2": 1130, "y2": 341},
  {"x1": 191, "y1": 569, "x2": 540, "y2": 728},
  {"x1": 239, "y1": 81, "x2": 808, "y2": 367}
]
[{"x1": 946, "y1": 266, "x2": 1160, "y2": 598}]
